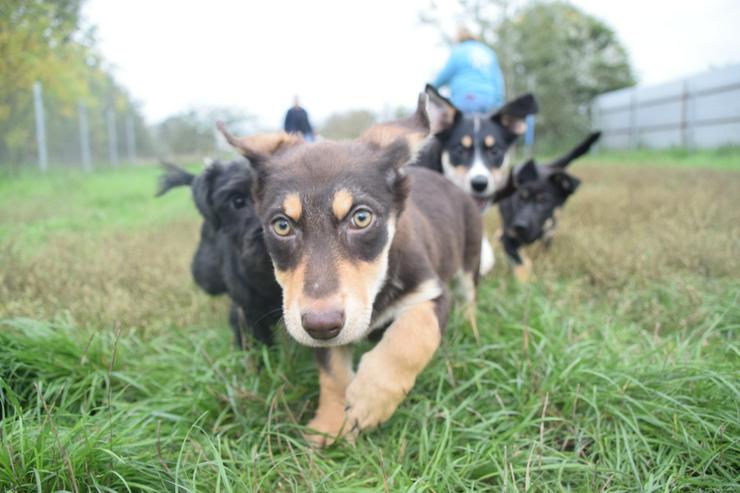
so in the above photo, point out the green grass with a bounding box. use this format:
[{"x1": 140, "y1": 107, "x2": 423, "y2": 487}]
[
  {"x1": 1, "y1": 159, "x2": 739, "y2": 491},
  {"x1": 583, "y1": 146, "x2": 740, "y2": 170},
  {"x1": 0, "y1": 164, "x2": 202, "y2": 254}
]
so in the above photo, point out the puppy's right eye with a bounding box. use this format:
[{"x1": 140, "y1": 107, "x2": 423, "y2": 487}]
[
  {"x1": 230, "y1": 194, "x2": 247, "y2": 209},
  {"x1": 350, "y1": 208, "x2": 374, "y2": 229},
  {"x1": 272, "y1": 217, "x2": 293, "y2": 237},
  {"x1": 519, "y1": 189, "x2": 530, "y2": 200}
]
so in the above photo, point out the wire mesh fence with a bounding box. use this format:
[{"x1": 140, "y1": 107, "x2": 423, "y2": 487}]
[
  {"x1": 0, "y1": 80, "x2": 263, "y2": 172},
  {"x1": 1, "y1": 81, "x2": 156, "y2": 171}
]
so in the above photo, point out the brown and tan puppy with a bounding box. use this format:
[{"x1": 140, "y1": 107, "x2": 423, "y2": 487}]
[{"x1": 218, "y1": 94, "x2": 482, "y2": 446}]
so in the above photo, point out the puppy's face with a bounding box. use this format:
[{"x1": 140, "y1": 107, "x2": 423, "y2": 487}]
[
  {"x1": 250, "y1": 141, "x2": 410, "y2": 347},
  {"x1": 507, "y1": 161, "x2": 580, "y2": 244},
  {"x1": 440, "y1": 115, "x2": 516, "y2": 209},
  {"x1": 426, "y1": 87, "x2": 539, "y2": 211},
  {"x1": 192, "y1": 159, "x2": 261, "y2": 245}
]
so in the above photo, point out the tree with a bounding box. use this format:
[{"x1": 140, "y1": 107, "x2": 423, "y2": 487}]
[
  {"x1": 0, "y1": 0, "x2": 152, "y2": 166},
  {"x1": 421, "y1": 0, "x2": 635, "y2": 150},
  {"x1": 154, "y1": 106, "x2": 256, "y2": 157},
  {"x1": 502, "y1": 2, "x2": 635, "y2": 146},
  {"x1": 320, "y1": 110, "x2": 377, "y2": 140}
]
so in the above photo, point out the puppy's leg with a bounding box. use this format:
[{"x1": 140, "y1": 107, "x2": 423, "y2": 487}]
[
  {"x1": 344, "y1": 298, "x2": 443, "y2": 439},
  {"x1": 460, "y1": 272, "x2": 480, "y2": 343},
  {"x1": 501, "y1": 234, "x2": 531, "y2": 283},
  {"x1": 542, "y1": 209, "x2": 559, "y2": 249},
  {"x1": 305, "y1": 346, "x2": 354, "y2": 447},
  {"x1": 479, "y1": 236, "x2": 495, "y2": 276},
  {"x1": 242, "y1": 294, "x2": 276, "y2": 346},
  {"x1": 452, "y1": 272, "x2": 479, "y2": 342},
  {"x1": 513, "y1": 254, "x2": 532, "y2": 283},
  {"x1": 228, "y1": 303, "x2": 246, "y2": 349}
]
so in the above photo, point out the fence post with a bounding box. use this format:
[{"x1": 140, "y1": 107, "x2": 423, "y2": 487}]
[
  {"x1": 78, "y1": 101, "x2": 92, "y2": 171},
  {"x1": 591, "y1": 99, "x2": 601, "y2": 153},
  {"x1": 106, "y1": 106, "x2": 118, "y2": 166},
  {"x1": 33, "y1": 81, "x2": 48, "y2": 171},
  {"x1": 629, "y1": 90, "x2": 638, "y2": 149},
  {"x1": 681, "y1": 80, "x2": 695, "y2": 149},
  {"x1": 125, "y1": 114, "x2": 136, "y2": 163}
]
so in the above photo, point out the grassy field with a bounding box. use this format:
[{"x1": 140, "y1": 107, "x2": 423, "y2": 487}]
[{"x1": 0, "y1": 153, "x2": 738, "y2": 492}]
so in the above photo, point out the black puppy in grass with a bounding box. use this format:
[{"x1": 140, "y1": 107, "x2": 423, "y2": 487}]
[
  {"x1": 498, "y1": 131, "x2": 601, "y2": 282},
  {"x1": 157, "y1": 158, "x2": 283, "y2": 347}
]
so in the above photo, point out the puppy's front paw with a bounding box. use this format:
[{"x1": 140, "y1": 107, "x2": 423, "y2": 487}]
[
  {"x1": 304, "y1": 409, "x2": 347, "y2": 448},
  {"x1": 513, "y1": 256, "x2": 532, "y2": 283},
  {"x1": 343, "y1": 368, "x2": 409, "y2": 441}
]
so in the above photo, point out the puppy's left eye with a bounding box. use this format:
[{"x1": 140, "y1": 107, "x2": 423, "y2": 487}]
[
  {"x1": 272, "y1": 217, "x2": 293, "y2": 237},
  {"x1": 230, "y1": 194, "x2": 247, "y2": 209},
  {"x1": 350, "y1": 208, "x2": 373, "y2": 229}
]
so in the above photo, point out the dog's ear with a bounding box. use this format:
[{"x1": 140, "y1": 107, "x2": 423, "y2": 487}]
[
  {"x1": 361, "y1": 91, "x2": 437, "y2": 169},
  {"x1": 549, "y1": 170, "x2": 581, "y2": 196},
  {"x1": 191, "y1": 163, "x2": 221, "y2": 229},
  {"x1": 424, "y1": 84, "x2": 460, "y2": 136},
  {"x1": 156, "y1": 161, "x2": 196, "y2": 197},
  {"x1": 217, "y1": 122, "x2": 303, "y2": 168},
  {"x1": 492, "y1": 93, "x2": 539, "y2": 136},
  {"x1": 360, "y1": 89, "x2": 436, "y2": 152},
  {"x1": 515, "y1": 159, "x2": 539, "y2": 185}
]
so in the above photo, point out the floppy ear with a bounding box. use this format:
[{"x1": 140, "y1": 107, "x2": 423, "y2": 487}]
[
  {"x1": 191, "y1": 163, "x2": 221, "y2": 229},
  {"x1": 515, "y1": 159, "x2": 539, "y2": 185},
  {"x1": 217, "y1": 122, "x2": 303, "y2": 166},
  {"x1": 424, "y1": 84, "x2": 460, "y2": 136},
  {"x1": 492, "y1": 93, "x2": 539, "y2": 136},
  {"x1": 549, "y1": 170, "x2": 581, "y2": 196}
]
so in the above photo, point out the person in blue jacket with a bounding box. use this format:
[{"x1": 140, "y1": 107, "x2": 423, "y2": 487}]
[{"x1": 432, "y1": 26, "x2": 505, "y2": 113}]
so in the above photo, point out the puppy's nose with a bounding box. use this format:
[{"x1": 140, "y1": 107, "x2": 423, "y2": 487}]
[
  {"x1": 471, "y1": 175, "x2": 489, "y2": 193},
  {"x1": 513, "y1": 221, "x2": 528, "y2": 238},
  {"x1": 301, "y1": 310, "x2": 344, "y2": 340}
]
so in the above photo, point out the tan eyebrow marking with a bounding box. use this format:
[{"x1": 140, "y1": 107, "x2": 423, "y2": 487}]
[
  {"x1": 461, "y1": 135, "x2": 473, "y2": 148},
  {"x1": 332, "y1": 189, "x2": 353, "y2": 220},
  {"x1": 484, "y1": 135, "x2": 495, "y2": 147},
  {"x1": 283, "y1": 193, "x2": 302, "y2": 221}
]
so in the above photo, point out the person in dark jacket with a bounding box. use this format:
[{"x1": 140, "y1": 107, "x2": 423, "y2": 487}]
[{"x1": 283, "y1": 96, "x2": 315, "y2": 141}]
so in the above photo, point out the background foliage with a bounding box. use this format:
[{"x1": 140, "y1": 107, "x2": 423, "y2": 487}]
[
  {"x1": 0, "y1": 0, "x2": 152, "y2": 165},
  {"x1": 423, "y1": 0, "x2": 636, "y2": 150}
]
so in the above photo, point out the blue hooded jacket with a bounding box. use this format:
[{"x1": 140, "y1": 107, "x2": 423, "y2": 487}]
[{"x1": 433, "y1": 40, "x2": 505, "y2": 113}]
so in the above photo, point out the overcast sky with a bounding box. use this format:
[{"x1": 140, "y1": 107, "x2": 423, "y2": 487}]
[{"x1": 85, "y1": 0, "x2": 740, "y2": 128}]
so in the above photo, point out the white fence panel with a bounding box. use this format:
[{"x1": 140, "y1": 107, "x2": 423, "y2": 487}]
[{"x1": 592, "y1": 64, "x2": 740, "y2": 149}]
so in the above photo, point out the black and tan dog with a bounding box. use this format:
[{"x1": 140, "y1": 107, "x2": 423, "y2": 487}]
[
  {"x1": 498, "y1": 131, "x2": 601, "y2": 282},
  {"x1": 218, "y1": 93, "x2": 482, "y2": 445},
  {"x1": 157, "y1": 158, "x2": 284, "y2": 347},
  {"x1": 417, "y1": 85, "x2": 539, "y2": 275}
]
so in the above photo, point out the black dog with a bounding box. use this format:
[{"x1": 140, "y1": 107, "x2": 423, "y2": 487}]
[
  {"x1": 157, "y1": 159, "x2": 282, "y2": 346},
  {"x1": 498, "y1": 131, "x2": 601, "y2": 281},
  {"x1": 416, "y1": 84, "x2": 539, "y2": 274}
]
